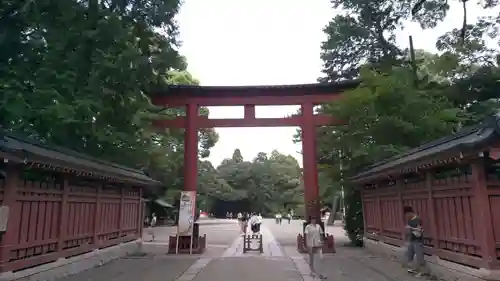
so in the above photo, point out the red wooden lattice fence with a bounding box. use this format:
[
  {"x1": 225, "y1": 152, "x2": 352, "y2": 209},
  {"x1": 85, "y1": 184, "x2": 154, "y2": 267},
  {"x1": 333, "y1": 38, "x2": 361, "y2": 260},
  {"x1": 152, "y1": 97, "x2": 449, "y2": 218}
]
[
  {"x1": 361, "y1": 158, "x2": 500, "y2": 270},
  {"x1": 0, "y1": 164, "x2": 144, "y2": 272}
]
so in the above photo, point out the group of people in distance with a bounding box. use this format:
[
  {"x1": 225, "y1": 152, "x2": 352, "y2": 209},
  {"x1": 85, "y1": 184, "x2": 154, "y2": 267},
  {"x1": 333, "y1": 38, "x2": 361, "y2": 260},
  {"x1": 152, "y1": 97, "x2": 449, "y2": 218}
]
[
  {"x1": 237, "y1": 212, "x2": 262, "y2": 234},
  {"x1": 274, "y1": 212, "x2": 292, "y2": 224}
]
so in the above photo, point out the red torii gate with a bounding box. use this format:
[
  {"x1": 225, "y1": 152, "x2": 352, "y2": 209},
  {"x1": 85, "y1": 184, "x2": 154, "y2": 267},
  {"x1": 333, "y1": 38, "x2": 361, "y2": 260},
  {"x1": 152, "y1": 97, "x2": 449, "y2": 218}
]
[{"x1": 150, "y1": 81, "x2": 358, "y2": 253}]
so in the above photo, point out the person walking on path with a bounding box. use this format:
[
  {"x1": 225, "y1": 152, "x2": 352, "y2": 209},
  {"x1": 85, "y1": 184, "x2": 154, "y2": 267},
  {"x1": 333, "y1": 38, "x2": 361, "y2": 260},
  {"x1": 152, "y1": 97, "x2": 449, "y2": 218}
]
[
  {"x1": 305, "y1": 217, "x2": 327, "y2": 279},
  {"x1": 403, "y1": 206, "x2": 427, "y2": 277},
  {"x1": 237, "y1": 212, "x2": 243, "y2": 227},
  {"x1": 241, "y1": 213, "x2": 249, "y2": 234},
  {"x1": 250, "y1": 213, "x2": 262, "y2": 233},
  {"x1": 147, "y1": 213, "x2": 157, "y2": 241},
  {"x1": 275, "y1": 213, "x2": 282, "y2": 224}
]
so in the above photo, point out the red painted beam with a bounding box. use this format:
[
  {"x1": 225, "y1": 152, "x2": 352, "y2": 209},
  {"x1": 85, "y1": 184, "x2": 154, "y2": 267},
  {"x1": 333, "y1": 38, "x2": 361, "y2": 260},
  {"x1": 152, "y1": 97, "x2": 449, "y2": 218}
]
[
  {"x1": 244, "y1": 105, "x2": 255, "y2": 119},
  {"x1": 151, "y1": 94, "x2": 342, "y2": 107},
  {"x1": 152, "y1": 115, "x2": 339, "y2": 129}
]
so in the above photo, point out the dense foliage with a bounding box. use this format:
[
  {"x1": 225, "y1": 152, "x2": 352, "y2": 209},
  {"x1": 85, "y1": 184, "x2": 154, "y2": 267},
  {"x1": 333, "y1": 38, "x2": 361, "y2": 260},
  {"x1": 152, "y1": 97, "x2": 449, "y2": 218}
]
[
  {"x1": 0, "y1": 0, "x2": 219, "y2": 202},
  {"x1": 317, "y1": 0, "x2": 500, "y2": 244},
  {"x1": 199, "y1": 149, "x2": 303, "y2": 215},
  {"x1": 0, "y1": 0, "x2": 303, "y2": 216}
]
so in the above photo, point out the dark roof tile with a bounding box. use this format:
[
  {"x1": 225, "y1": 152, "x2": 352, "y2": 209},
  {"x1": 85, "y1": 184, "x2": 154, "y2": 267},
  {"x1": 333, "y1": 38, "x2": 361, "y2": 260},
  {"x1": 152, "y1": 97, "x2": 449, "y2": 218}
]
[{"x1": 0, "y1": 130, "x2": 158, "y2": 185}]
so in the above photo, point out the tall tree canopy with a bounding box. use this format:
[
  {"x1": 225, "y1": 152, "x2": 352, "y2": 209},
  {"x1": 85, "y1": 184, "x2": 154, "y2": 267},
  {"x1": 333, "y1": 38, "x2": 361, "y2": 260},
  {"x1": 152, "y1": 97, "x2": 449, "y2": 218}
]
[
  {"x1": 317, "y1": 0, "x2": 500, "y2": 244},
  {"x1": 214, "y1": 149, "x2": 303, "y2": 215},
  {"x1": 0, "y1": 0, "x2": 219, "y2": 203}
]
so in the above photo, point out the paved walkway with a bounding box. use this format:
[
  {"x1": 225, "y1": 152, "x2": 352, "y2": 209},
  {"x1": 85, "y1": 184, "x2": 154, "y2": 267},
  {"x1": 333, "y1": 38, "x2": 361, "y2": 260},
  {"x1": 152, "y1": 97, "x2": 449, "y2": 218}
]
[{"x1": 57, "y1": 219, "x2": 424, "y2": 281}]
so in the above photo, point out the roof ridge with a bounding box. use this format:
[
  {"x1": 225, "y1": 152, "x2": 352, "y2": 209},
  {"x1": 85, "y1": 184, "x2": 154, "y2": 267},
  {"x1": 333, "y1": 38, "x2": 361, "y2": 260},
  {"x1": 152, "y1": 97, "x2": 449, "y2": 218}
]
[{"x1": 0, "y1": 129, "x2": 146, "y2": 175}]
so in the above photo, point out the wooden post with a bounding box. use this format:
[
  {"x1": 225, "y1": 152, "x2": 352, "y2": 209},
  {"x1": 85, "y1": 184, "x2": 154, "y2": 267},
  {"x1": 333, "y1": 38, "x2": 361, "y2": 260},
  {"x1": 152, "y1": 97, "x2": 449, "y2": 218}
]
[
  {"x1": 244, "y1": 105, "x2": 255, "y2": 120},
  {"x1": 376, "y1": 184, "x2": 384, "y2": 237},
  {"x1": 0, "y1": 162, "x2": 21, "y2": 272},
  {"x1": 138, "y1": 188, "x2": 144, "y2": 240},
  {"x1": 57, "y1": 176, "x2": 69, "y2": 252},
  {"x1": 396, "y1": 179, "x2": 406, "y2": 241},
  {"x1": 471, "y1": 158, "x2": 497, "y2": 269},
  {"x1": 425, "y1": 170, "x2": 439, "y2": 248},
  {"x1": 118, "y1": 185, "x2": 125, "y2": 238},
  {"x1": 243, "y1": 235, "x2": 247, "y2": 253},
  {"x1": 93, "y1": 184, "x2": 102, "y2": 246},
  {"x1": 259, "y1": 235, "x2": 263, "y2": 253}
]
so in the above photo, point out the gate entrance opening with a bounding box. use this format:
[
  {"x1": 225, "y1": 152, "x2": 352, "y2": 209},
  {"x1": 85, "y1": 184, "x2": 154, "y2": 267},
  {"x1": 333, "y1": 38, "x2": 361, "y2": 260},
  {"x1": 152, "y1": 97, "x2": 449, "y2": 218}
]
[
  {"x1": 211, "y1": 198, "x2": 252, "y2": 218},
  {"x1": 149, "y1": 81, "x2": 359, "y2": 253}
]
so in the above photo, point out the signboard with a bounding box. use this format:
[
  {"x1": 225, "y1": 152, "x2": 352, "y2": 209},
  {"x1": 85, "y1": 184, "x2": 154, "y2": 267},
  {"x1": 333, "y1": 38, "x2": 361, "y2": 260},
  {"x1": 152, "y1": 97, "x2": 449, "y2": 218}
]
[{"x1": 177, "y1": 191, "x2": 196, "y2": 235}]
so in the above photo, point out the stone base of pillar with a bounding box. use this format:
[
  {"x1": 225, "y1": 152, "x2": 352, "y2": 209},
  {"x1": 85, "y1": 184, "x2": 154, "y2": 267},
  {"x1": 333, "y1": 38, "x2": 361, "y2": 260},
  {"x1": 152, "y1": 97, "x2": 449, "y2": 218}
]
[
  {"x1": 296, "y1": 234, "x2": 335, "y2": 254},
  {"x1": 167, "y1": 235, "x2": 207, "y2": 254}
]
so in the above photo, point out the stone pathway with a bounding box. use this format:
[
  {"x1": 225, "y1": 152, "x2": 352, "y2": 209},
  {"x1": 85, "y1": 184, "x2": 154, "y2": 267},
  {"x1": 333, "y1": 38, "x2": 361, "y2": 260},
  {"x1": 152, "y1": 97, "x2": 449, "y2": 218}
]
[
  {"x1": 191, "y1": 257, "x2": 303, "y2": 281},
  {"x1": 56, "y1": 219, "x2": 426, "y2": 281},
  {"x1": 221, "y1": 224, "x2": 283, "y2": 258}
]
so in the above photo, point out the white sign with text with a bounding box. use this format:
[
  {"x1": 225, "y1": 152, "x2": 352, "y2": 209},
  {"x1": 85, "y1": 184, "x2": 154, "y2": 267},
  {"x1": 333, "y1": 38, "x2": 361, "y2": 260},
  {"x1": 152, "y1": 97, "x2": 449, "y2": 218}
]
[{"x1": 177, "y1": 191, "x2": 196, "y2": 235}]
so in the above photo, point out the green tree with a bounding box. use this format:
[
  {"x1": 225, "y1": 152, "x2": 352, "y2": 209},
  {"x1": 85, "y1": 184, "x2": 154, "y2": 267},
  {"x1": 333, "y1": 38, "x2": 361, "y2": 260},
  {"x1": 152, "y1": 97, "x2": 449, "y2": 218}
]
[
  {"x1": 320, "y1": 0, "x2": 500, "y2": 82},
  {"x1": 1, "y1": 0, "x2": 185, "y2": 167},
  {"x1": 317, "y1": 68, "x2": 464, "y2": 243},
  {"x1": 0, "y1": 1, "x2": 221, "y2": 209},
  {"x1": 215, "y1": 149, "x2": 303, "y2": 215},
  {"x1": 318, "y1": 0, "x2": 500, "y2": 245}
]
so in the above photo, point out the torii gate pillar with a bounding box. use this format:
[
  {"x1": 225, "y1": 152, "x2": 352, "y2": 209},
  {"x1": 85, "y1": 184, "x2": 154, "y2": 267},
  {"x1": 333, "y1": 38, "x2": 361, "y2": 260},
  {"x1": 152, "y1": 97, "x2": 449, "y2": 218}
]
[
  {"x1": 300, "y1": 102, "x2": 320, "y2": 221},
  {"x1": 184, "y1": 103, "x2": 198, "y2": 192},
  {"x1": 167, "y1": 102, "x2": 207, "y2": 254}
]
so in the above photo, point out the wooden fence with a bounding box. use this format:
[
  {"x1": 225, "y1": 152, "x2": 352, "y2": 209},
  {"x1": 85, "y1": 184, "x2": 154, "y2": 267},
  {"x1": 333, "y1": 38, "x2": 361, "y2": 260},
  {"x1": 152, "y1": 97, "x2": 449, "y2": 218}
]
[
  {"x1": 0, "y1": 164, "x2": 144, "y2": 272},
  {"x1": 362, "y1": 159, "x2": 500, "y2": 270}
]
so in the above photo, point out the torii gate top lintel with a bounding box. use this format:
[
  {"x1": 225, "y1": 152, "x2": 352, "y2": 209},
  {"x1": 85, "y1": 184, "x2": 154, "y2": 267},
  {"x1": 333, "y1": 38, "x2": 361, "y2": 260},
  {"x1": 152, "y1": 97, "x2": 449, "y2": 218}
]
[
  {"x1": 152, "y1": 80, "x2": 359, "y2": 97},
  {"x1": 150, "y1": 80, "x2": 360, "y2": 107}
]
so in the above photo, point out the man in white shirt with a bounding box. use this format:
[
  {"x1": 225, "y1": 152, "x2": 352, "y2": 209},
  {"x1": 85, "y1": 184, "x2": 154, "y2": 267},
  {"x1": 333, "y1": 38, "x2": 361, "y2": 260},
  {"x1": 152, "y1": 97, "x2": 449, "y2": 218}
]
[
  {"x1": 237, "y1": 212, "x2": 243, "y2": 227},
  {"x1": 304, "y1": 217, "x2": 326, "y2": 279},
  {"x1": 275, "y1": 213, "x2": 282, "y2": 224},
  {"x1": 250, "y1": 213, "x2": 261, "y2": 233}
]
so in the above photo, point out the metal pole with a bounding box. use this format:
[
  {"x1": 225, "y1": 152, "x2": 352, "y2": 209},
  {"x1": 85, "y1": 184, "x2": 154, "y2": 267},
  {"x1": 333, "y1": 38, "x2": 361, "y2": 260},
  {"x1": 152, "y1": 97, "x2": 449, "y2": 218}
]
[{"x1": 339, "y1": 150, "x2": 346, "y2": 221}]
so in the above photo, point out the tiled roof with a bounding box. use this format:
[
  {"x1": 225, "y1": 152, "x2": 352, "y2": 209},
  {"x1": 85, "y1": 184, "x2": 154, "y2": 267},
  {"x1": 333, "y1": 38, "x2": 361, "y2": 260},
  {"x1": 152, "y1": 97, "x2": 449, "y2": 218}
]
[{"x1": 0, "y1": 130, "x2": 159, "y2": 186}]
